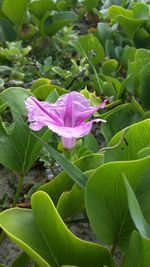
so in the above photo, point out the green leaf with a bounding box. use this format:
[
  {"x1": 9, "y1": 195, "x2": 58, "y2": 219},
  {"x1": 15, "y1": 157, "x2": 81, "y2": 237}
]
[
  {"x1": 117, "y1": 15, "x2": 146, "y2": 39},
  {"x1": 0, "y1": 208, "x2": 53, "y2": 267},
  {"x1": 104, "y1": 119, "x2": 150, "y2": 162},
  {"x1": 122, "y1": 231, "x2": 150, "y2": 267},
  {"x1": 57, "y1": 183, "x2": 84, "y2": 220},
  {"x1": 138, "y1": 147, "x2": 150, "y2": 159},
  {"x1": 85, "y1": 156, "x2": 150, "y2": 251},
  {"x1": 0, "y1": 18, "x2": 17, "y2": 41},
  {"x1": 133, "y1": 3, "x2": 149, "y2": 20},
  {"x1": 32, "y1": 191, "x2": 114, "y2": 267},
  {"x1": 107, "y1": 5, "x2": 146, "y2": 38},
  {"x1": 101, "y1": 103, "x2": 135, "y2": 144},
  {"x1": 127, "y1": 49, "x2": 150, "y2": 94},
  {"x1": 2, "y1": 0, "x2": 30, "y2": 26},
  {"x1": 83, "y1": 134, "x2": 99, "y2": 152},
  {"x1": 140, "y1": 63, "x2": 150, "y2": 110},
  {"x1": 108, "y1": 5, "x2": 134, "y2": 19},
  {"x1": 38, "y1": 154, "x2": 104, "y2": 204},
  {"x1": 0, "y1": 88, "x2": 51, "y2": 175},
  {"x1": 28, "y1": 0, "x2": 54, "y2": 20},
  {"x1": 43, "y1": 11, "x2": 78, "y2": 36},
  {"x1": 11, "y1": 252, "x2": 32, "y2": 267},
  {"x1": 96, "y1": 22, "x2": 111, "y2": 47},
  {"x1": 124, "y1": 176, "x2": 150, "y2": 237},
  {"x1": 120, "y1": 46, "x2": 136, "y2": 69},
  {"x1": 57, "y1": 170, "x2": 94, "y2": 220},
  {"x1": 102, "y1": 59, "x2": 118, "y2": 75},
  {"x1": 31, "y1": 78, "x2": 51, "y2": 92},
  {"x1": 76, "y1": 34, "x2": 105, "y2": 65},
  {"x1": 0, "y1": 192, "x2": 114, "y2": 267},
  {"x1": 83, "y1": 0, "x2": 99, "y2": 11}
]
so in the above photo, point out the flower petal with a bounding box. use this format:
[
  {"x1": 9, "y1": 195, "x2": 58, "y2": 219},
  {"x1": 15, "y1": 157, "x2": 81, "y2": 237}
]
[
  {"x1": 41, "y1": 118, "x2": 105, "y2": 138},
  {"x1": 54, "y1": 92, "x2": 106, "y2": 127},
  {"x1": 25, "y1": 96, "x2": 63, "y2": 130}
]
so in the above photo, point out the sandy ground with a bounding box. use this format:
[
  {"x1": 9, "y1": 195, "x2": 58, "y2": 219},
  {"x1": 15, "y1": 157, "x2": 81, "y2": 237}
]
[{"x1": 0, "y1": 168, "x2": 22, "y2": 265}]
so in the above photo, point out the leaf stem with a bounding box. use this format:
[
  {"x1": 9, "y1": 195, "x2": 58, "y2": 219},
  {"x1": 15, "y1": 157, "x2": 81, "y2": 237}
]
[
  {"x1": 63, "y1": 149, "x2": 72, "y2": 161},
  {"x1": 12, "y1": 175, "x2": 24, "y2": 208},
  {"x1": 111, "y1": 242, "x2": 117, "y2": 256},
  {"x1": 99, "y1": 127, "x2": 128, "y2": 152}
]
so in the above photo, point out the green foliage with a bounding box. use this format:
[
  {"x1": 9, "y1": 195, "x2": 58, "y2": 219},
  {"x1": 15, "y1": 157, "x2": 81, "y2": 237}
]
[
  {"x1": 1, "y1": 1, "x2": 150, "y2": 266},
  {"x1": 122, "y1": 231, "x2": 150, "y2": 267},
  {"x1": 2, "y1": 0, "x2": 30, "y2": 26},
  {"x1": 0, "y1": 191, "x2": 114, "y2": 267},
  {"x1": 0, "y1": 88, "x2": 51, "y2": 175},
  {"x1": 76, "y1": 34, "x2": 105, "y2": 66},
  {"x1": 43, "y1": 11, "x2": 78, "y2": 37},
  {"x1": 28, "y1": 0, "x2": 54, "y2": 20},
  {"x1": 104, "y1": 119, "x2": 150, "y2": 162},
  {"x1": 85, "y1": 155, "x2": 150, "y2": 251}
]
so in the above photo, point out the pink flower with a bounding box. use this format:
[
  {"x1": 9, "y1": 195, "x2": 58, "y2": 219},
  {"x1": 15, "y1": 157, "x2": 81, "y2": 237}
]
[{"x1": 25, "y1": 92, "x2": 106, "y2": 149}]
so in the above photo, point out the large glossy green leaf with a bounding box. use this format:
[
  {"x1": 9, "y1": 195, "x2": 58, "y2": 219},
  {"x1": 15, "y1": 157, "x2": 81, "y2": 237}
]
[
  {"x1": 76, "y1": 34, "x2": 105, "y2": 65},
  {"x1": 43, "y1": 11, "x2": 78, "y2": 36},
  {"x1": 0, "y1": 88, "x2": 51, "y2": 175},
  {"x1": 28, "y1": 0, "x2": 54, "y2": 20},
  {"x1": 0, "y1": 209, "x2": 51, "y2": 267},
  {"x1": 2, "y1": 0, "x2": 30, "y2": 26},
  {"x1": 122, "y1": 231, "x2": 150, "y2": 267},
  {"x1": 32, "y1": 191, "x2": 114, "y2": 267},
  {"x1": 85, "y1": 156, "x2": 150, "y2": 251},
  {"x1": 104, "y1": 119, "x2": 150, "y2": 162},
  {"x1": 38, "y1": 154, "x2": 104, "y2": 204},
  {"x1": 0, "y1": 191, "x2": 114, "y2": 267}
]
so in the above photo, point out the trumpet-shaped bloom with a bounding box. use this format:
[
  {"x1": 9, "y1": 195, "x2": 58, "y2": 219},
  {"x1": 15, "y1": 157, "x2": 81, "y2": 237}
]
[{"x1": 25, "y1": 92, "x2": 106, "y2": 149}]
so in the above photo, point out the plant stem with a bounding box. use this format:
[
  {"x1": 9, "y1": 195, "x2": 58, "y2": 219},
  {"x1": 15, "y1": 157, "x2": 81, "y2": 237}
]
[
  {"x1": 111, "y1": 242, "x2": 117, "y2": 256},
  {"x1": 99, "y1": 127, "x2": 128, "y2": 152},
  {"x1": 12, "y1": 175, "x2": 24, "y2": 208},
  {"x1": 63, "y1": 149, "x2": 72, "y2": 161}
]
